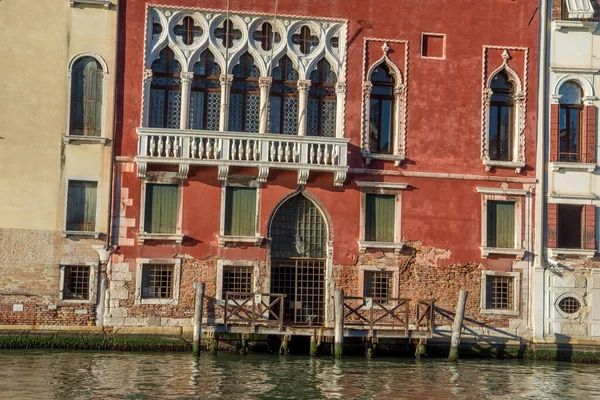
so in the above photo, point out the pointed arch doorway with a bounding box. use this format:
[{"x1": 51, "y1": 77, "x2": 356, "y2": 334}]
[{"x1": 269, "y1": 191, "x2": 330, "y2": 326}]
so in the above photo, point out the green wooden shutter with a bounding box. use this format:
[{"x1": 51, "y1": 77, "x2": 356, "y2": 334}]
[
  {"x1": 487, "y1": 201, "x2": 514, "y2": 248},
  {"x1": 145, "y1": 184, "x2": 178, "y2": 233},
  {"x1": 365, "y1": 194, "x2": 395, "y2": 242},
  {"x1": 225, "y1": 187, "x2": 256, "y2": 236},
  {"x1": 67, "y1": 181, "x2": 97, "y2": 231},
  {"x1": 83, "y1": 60, "x2": 102, "y2": 137}
]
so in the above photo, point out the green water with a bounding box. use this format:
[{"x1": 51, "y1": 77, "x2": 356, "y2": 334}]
[{"x1": 0, "y1": 351, "x2": 598, "y2": 399}]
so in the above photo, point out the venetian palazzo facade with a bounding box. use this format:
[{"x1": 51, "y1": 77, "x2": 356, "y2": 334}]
[
  {"x1": 535, "y1": 0, "x2": 600, "y2": 342},
  {"x1": 0, "y1": 0, "x2": 118, "y2": 326},
  {"x1": 103, "y1": 0, "x2": 541, "y2": 343}
]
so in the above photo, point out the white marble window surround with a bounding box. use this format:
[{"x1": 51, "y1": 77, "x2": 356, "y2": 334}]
[
  {"x1": 480, "y1": 270, "x2": 520, "y2": 316},
  {"x1": 58, "y1": 262, "x2": 97, "y2": 304},
  {"x1": 481, "y1": 48, "x2": 528, "y2": 173},
  {"x1": 564, "y1": 0, "x2": 595, "y2": 19},
  {"x1": 141, "y1": 7, "x2": 348, "y2": 140},
  {"x1": 477, "y1": 187, "x2": 528, "y2": 259},
  {"x1": 216, "y1": 259, "x2": 260, "y2": 300},
  {"x1": 135, "y1": 258, "x2": 182, "y2": 305}
]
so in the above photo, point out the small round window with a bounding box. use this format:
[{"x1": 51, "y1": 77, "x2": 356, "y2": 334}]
[{"x1": 558, "y1": 296, "x2": 582, "y2": 314}]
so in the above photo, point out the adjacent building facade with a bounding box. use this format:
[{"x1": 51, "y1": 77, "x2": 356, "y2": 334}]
[{"x1": 0, "y1": 0, "x2": 118, "y2": 325}]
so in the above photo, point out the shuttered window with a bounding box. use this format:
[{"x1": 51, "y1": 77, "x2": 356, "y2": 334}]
[
  {"x1": 70, "y1": 57, "x2": 103, "y2": 136},
  {"x1": 365, "y1": 194, "x2": 395, "y2": 242},
  {"x1": 224, "y1": 187, "x2": 256, "y2": 236},
  {"x1": 487, "y1": 200, "x2": 515, "y2": 248},
  {"x1": 144, "y1": 184, "x2": 178, "y2": 233},
  {"x1": 66, "y1": 181, "x2": 97, "y2": 232}
]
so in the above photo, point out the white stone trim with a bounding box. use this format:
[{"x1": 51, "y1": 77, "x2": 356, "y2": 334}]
[
  {"x1": 65, "y1": 53, "x2": 109, "y2": 140},
  {"x1": 548, "y1": 248, "x2": 596, "y2": 259},
  {"x1": 63, "y1": 177, "x2": 101, "y2": 236},
  {"x1": 216, "y1": 259, "x2": 260, "y2": 300},
  {"x1": 481, "y1": 270, "x2": 520, "y2": 315},
  {"x1": 481, "y1": 46, "x2": 528, "y2": 172},
  {"x1": 551, "y1": 73, "x2": 596, "y2": 105},
  {"x1": 361, "y1": 39, "x2": 409, "y2": 165},
  {"x1": 350, "y1": 168, "x2": 537, "y2": 183},
  {"x1": 420, "y1": 32, "x2": 446, "y2": 60},
  {"x1": 218, "y1": 179, "x2": 262, "y2": 246},
  {"x1": 358, "y1": 182, "x2": 404, "y2": 252},
  {"x1": 135, "y1": 258, "x2": 182, "y2": 305},
  {"x1": 69, "y1": 0, "x2": 111, "y2": 9},
  {"x1": 59, "y1": 262, "x2": 98, "y2": 304},
  {"x1": 554, "y1": 292, "x2": 587, "y2": 320},
  {"x1": 548, "y1": 193, "x2": 598, "y2": 204},
  {"x1": 479, "y1": 189, "x2": 526, "y2": 258},
  {"x1": 138, "y1": 172, "x2": 183, "y2": 243},
  {"x1": 564, "y1": 0, "x2": 595, "y2": 19},
  {"x1": 550, "y1": 162, "x2": 596, "y2": 172},
  {"x1": 358, "y1": 265, "x2": 400, "y2": 299}
]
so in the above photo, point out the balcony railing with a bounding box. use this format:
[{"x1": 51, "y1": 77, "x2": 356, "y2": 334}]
[{"x1": 136, "y1": 127, "x2": 349, "y2": 186}]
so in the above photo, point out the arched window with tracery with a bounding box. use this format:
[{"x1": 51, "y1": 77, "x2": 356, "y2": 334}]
[
  {"x1": 189, "y1": 50, "x2": 221, "y2": 131},
  {"x1": 558, "y1": 81, "x2": 583, "y2": 162},
  {"x1": 229, "y1": 53, "x2": 260, "y2": 133},
  {"x1": 307, "y1": 59, "x2": 336, "y2": 137},
  {"x1": 489, "y1": 71, "x2": 514, "y2": 161},
  {"x1": 368, "y1": 64, "x2": 395, "y2": 153},
  {"x1": 70, "y1": 57, "x2": 103, "y2": 136},
  {"x1": 149, "y1": 48, "x2": 181, "y2": 129},
  {"x1": 269, "y1": 55, "x2": 299, "y2": 135}
]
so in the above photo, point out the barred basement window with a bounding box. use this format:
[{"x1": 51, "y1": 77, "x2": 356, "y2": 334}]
[
  {"x1": 66, "y1": 180, "x2": 97, "y2": 232},
  {"x1": 558, "y1": 296, "x2": 582, "y2": 314},
  {"x1": 141, "y1": 264, "x2": 173, "y2": 299},
  {"x1": 70, "y1": 57, "x2": 103, "y2": 136},
  {"x1": 308, "y1": 59, "x2": 337, "y2": 137},
  {"x1": 365, "y1": 194, "x2": 395, "y2": 242},
  {"x1": 149, "y1": 48, "x2": 181, "y2": 129},
  {"x1": 144, "y1": 183, "x2": 179, "y2": 234},
  {"x1": 190, "y1": 50, "x2": 221, "y2": 131},
  {"x1": 229, "y1": 53, "x2": 260, "y2": 133},
  {"x1": 269, "y1": 55, "x2": 299, "y2": 134},
  {"x1": 222, "y1": 265, "x2": 254, "y2": 299},
  {"x1": 486, "y1": 275, "x2": 514, "y2": 310},
  {"x1": 62, "y1": 265, "x2": 91, "y2": 301},
  {"x1": 364, "y1": 270, "x2": 394, "y2": 299}
]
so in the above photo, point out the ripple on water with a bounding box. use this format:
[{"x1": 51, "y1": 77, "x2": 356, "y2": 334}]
[{"x1": 0, "y1": 351, "x2": 599, "y2": 400}]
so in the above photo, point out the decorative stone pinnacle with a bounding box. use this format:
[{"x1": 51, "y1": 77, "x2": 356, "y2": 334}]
[
  {"x1": 382, "y1": 42, "x2": 390, "y2": 55},
  {"x1": 501, "y1": 49, "x2": 510, "y2": 62}
]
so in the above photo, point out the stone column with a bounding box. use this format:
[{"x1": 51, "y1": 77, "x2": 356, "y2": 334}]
[
  {"x1": 141, "y1": 69, "x2": 153, "y2": 127},
  {"x1": 258, "y1": 77, "x2": 272, "y2": 133},
  {"x1": 179, "y1": 72, "x2": 194, "y2": 130},
  {"x1": 297, "y1": 79, "x2": 311, "y2": 136},
  {"x1": 219, "y1": 74, "x2": 233, "y2": 132},
  {"x1": 334, "y1": 82, "x2": 346, "y2": 138}
]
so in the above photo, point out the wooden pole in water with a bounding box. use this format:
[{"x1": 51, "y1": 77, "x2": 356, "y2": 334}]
[
  {"x1": 448, "y1": 290, "x2": 468, "y2": 361},
  {"x1": 193, "y1": 282, "x2": 205, "y2": 356},
  {"x1": 334, "y1": 289, "x2": 344, "y2": 359}
]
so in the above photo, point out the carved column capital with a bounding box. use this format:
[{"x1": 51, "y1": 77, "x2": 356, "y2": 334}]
[
  {"x1": 297, "y1": 79, "x2": 312, "y2": 91},
  {"x1": 335, "y1": 81, "x2": 347, "y2": 95},
  {"x1": 219, "y1": 74, "x2": 234, "y2": 87},
  {"x1": 259, "y1": 76, "x2": 273, "y2": 89},
  {"x1": 483, "y1": 88, "x2": 493, "y2": 103},
  {"x1": 180, "y1": 72, "x2": 194, "y2": 84},
  {"x1": 393, "y1": 84, "x2": 407, "y2": 96},
  {"x1": 143, "y1": 69, "x2": 153, "y2": 83},
  {"x1": 362, "y1": 81, "x2": 372, "y2": 96}
]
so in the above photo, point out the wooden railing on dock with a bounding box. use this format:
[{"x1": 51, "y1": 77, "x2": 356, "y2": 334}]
[{"x1": 219, "y1": 292, "x2": 286, "y2": 331}]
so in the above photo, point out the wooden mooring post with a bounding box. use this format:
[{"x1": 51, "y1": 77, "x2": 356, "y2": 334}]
[
  {"x1": 448, "y1": 290, "x2": 468, "y2": 361},
  {"x1": 334, "y1": 289, "x2": 344, "y2": 359},
  {"x1": 193, "y1": 282, "x2": 205, "y2": 356}
]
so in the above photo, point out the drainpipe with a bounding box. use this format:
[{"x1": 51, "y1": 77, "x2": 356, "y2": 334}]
[{"x1": 533, "y1": 0, "x2": 550, "y2": 341}]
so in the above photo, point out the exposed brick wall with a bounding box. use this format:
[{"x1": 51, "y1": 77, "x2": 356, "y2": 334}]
[
  {"x1": 550, "y1": 104, "x2": 560, "y2": 162},
  {"x1": 584, "y1": 106, "x2": 597, "y2": 163},
  {"x1": 548, "y1": 203, "x2": 558, "y2": 249},
  {"x1": 551, "y1": 0, "x2": 563, "y2": 21},
  {"x1": 584, "y1": 205, "x2": 597, "y2": 251},
  {"x1": 0, "y1": 229, "x2": 101, "y2": 326}
]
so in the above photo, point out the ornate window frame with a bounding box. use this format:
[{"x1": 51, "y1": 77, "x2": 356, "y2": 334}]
[
  {"x1": 64, "y1": 53, "x2": 110, "y2": 145},
  {"x1": 361, "y1": 40, "x2": 408, "y2": 166},
  {"x1": 58, "y1": 262, "x2": 98, "y2": 304},
  {"x1": 481, "y1": 47, "x2": 528, "y2": 173},
  {"x1": 216, "y1": 259, "x2": 260, "y2": 300},
  {"x1": 134, "y1": 258, "x2": 182, "y2": 305},
  {"x1": 480, "y1": 270, "x2": 520, "y2": 316}
]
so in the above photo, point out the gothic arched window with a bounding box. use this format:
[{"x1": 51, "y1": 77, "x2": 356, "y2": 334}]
[
  {"x1": 489, "y1": 71, "x2": 514, "y2": 161},
  {"x1": 149, "y1": 48, "x2": 181, "y2": 129},
  {"x1": 70, "y1": 57, "x2": 103, "y2": 136},
  {"x1": 269, "y1": 55, "x2": 299, "y2": 135},
  {"x1": 368, "y1": 64, "x2": 395, "y2": 153},
  {"x1": 189, "y1": 50, "x2": 221, "y2": 131},
  {"x1": 229, "y1": 53, "x2": 260, "y2": 133},
  {"x1": 558, "y1": 81, "x2": 583, "y2": 162},
  {"x1": 308, "y1": 59, "x2": 337, "y2": 137}
]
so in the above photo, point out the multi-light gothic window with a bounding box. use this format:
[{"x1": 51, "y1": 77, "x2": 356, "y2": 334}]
[
  {"x1": 149, "y1": 48, "x2": 181, "y2": 129},
  {"x1": 270, "y1": 55, "x2": 300, "y2": 135},
  {"x1": 558, "y1": 81, "x2": 583, "y2": 162},
  {"x1": 229, "y1": 53, "x2": 261, "y2": 133},
  {"x1": 70, "y1": 57, "x2": 103, "y2": 136},
  {"x1": 308, "y1": 59, "x2": 337, "y2": 137},
  {"x1": 190, "y1": 50, "x2": 221, "y2": 131},
  {"x1": 488, "y1": 71, "x2": 515, "y2": 161}
]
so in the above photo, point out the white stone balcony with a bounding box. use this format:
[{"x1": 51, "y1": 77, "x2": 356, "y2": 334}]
[{"x1": 136, "y1": 128, "x2": 349, "y2": 186}]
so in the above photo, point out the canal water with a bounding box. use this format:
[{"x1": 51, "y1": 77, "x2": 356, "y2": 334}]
[{"x1": 1, "y1": 351, "x2": 599, "y2": 399}]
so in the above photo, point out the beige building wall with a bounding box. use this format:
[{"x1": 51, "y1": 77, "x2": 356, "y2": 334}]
[{"x1": 0, "y1": 0, "x2": 118, "y2": 326}]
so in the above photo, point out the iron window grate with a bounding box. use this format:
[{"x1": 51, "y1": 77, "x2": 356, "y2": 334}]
[
  {"x1": 558, "y1": 296, "x2": 581, "y2": 314},
  {"x1": 364, "y1": 270, "x2": 394, "y2": 299},
  {"x1": 487, "y1": 275, "x2": 514, "y2": 310},
  {"x1": 142, "y1": 264, "x2": 173, "y2": 299},
  {"x1": 223, "y1": 265, "x2": 253, "y2": 299},
  {"x1": 63, "y1": 265, "x2": 91, "y2": 300}
]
